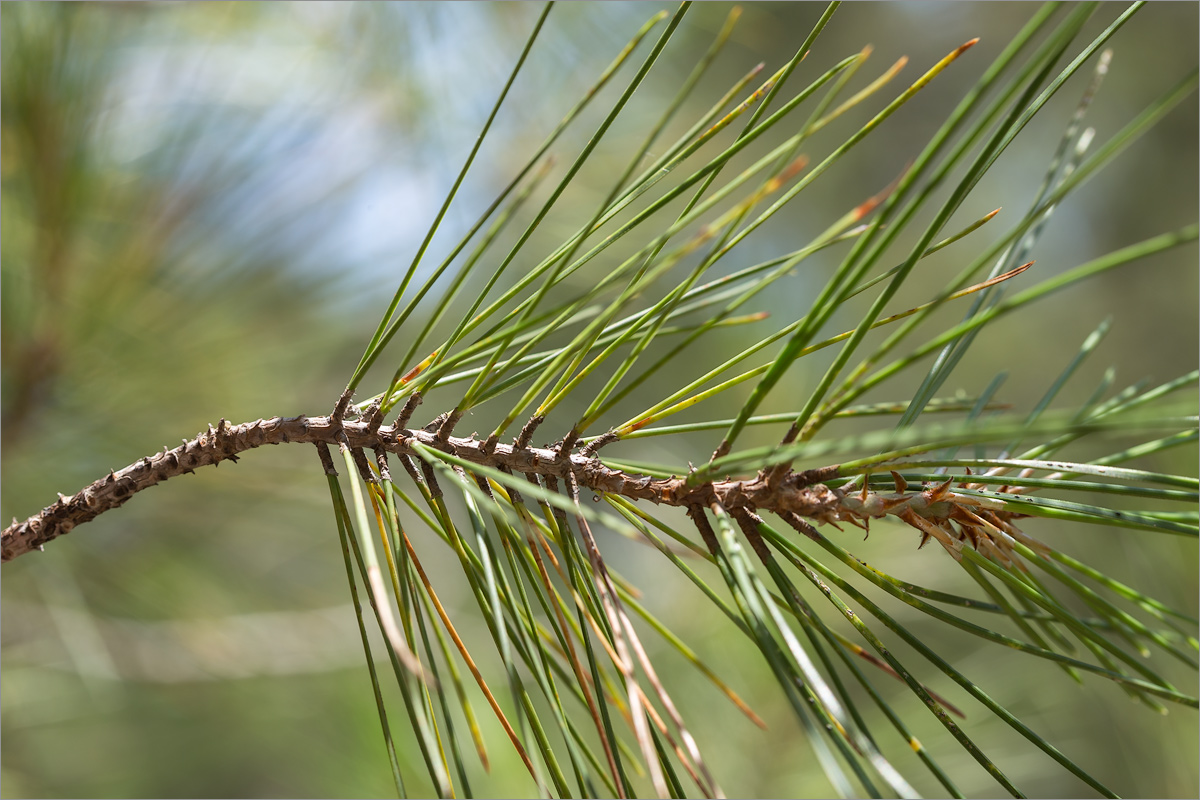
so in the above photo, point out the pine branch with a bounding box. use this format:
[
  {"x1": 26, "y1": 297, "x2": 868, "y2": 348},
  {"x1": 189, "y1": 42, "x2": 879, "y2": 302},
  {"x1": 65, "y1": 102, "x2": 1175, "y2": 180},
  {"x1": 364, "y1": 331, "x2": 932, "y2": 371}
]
[
  {"x1": 5, "y1": 415, "x2": 833, "y2": 561},
  {"x1": 6, "y1": 4, "x2": 1197, "y2": 797},
  {"x1": 7, "y1": 409, "x2": 1091, "y2": 578}
]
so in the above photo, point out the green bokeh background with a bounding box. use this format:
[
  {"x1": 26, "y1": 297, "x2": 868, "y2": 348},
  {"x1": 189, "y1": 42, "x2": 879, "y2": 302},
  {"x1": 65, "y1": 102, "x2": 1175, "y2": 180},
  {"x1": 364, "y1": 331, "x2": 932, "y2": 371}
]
[{"x1": 3, "y1": 3, "x2": 1196, "y2": 798}]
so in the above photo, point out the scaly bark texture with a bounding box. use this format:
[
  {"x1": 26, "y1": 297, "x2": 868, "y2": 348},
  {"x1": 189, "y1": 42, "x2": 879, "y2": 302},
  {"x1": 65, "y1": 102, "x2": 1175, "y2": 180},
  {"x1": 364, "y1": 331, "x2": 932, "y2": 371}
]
[
  {"x1": 4, "y1": 414, "x2": 1039, "y2": 565},
  {"x1": 2, "y1": 415, "x2": 847, "y2": 562}
]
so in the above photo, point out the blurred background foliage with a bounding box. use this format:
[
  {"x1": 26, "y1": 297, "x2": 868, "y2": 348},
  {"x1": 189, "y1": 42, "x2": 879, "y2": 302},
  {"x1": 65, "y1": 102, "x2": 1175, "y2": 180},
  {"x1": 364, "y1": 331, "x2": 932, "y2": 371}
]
[{"x1": 2, "y1": 2, "x2": 1195, "y2": 797}]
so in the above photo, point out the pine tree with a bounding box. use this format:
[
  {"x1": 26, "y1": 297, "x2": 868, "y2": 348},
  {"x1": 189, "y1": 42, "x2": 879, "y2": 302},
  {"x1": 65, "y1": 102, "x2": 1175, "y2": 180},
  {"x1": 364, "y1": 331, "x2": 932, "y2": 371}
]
[{"x1": 4, "y1": 3, "x2": 1197, "y2": 797}]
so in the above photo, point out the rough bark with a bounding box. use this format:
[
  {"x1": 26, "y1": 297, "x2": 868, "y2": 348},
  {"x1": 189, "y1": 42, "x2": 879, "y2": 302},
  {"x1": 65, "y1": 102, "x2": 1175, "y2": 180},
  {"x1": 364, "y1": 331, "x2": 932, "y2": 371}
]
[{"x1": 2, "y1": 414, "x2": 846, "y2": 562}]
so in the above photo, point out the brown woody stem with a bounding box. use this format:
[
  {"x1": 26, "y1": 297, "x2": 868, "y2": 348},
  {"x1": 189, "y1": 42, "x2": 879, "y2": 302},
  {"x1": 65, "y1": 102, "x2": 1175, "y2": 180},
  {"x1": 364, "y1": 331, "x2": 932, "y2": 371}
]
[{"x1": 3, "y1": 414, "x2": 845, "y2": 563}]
